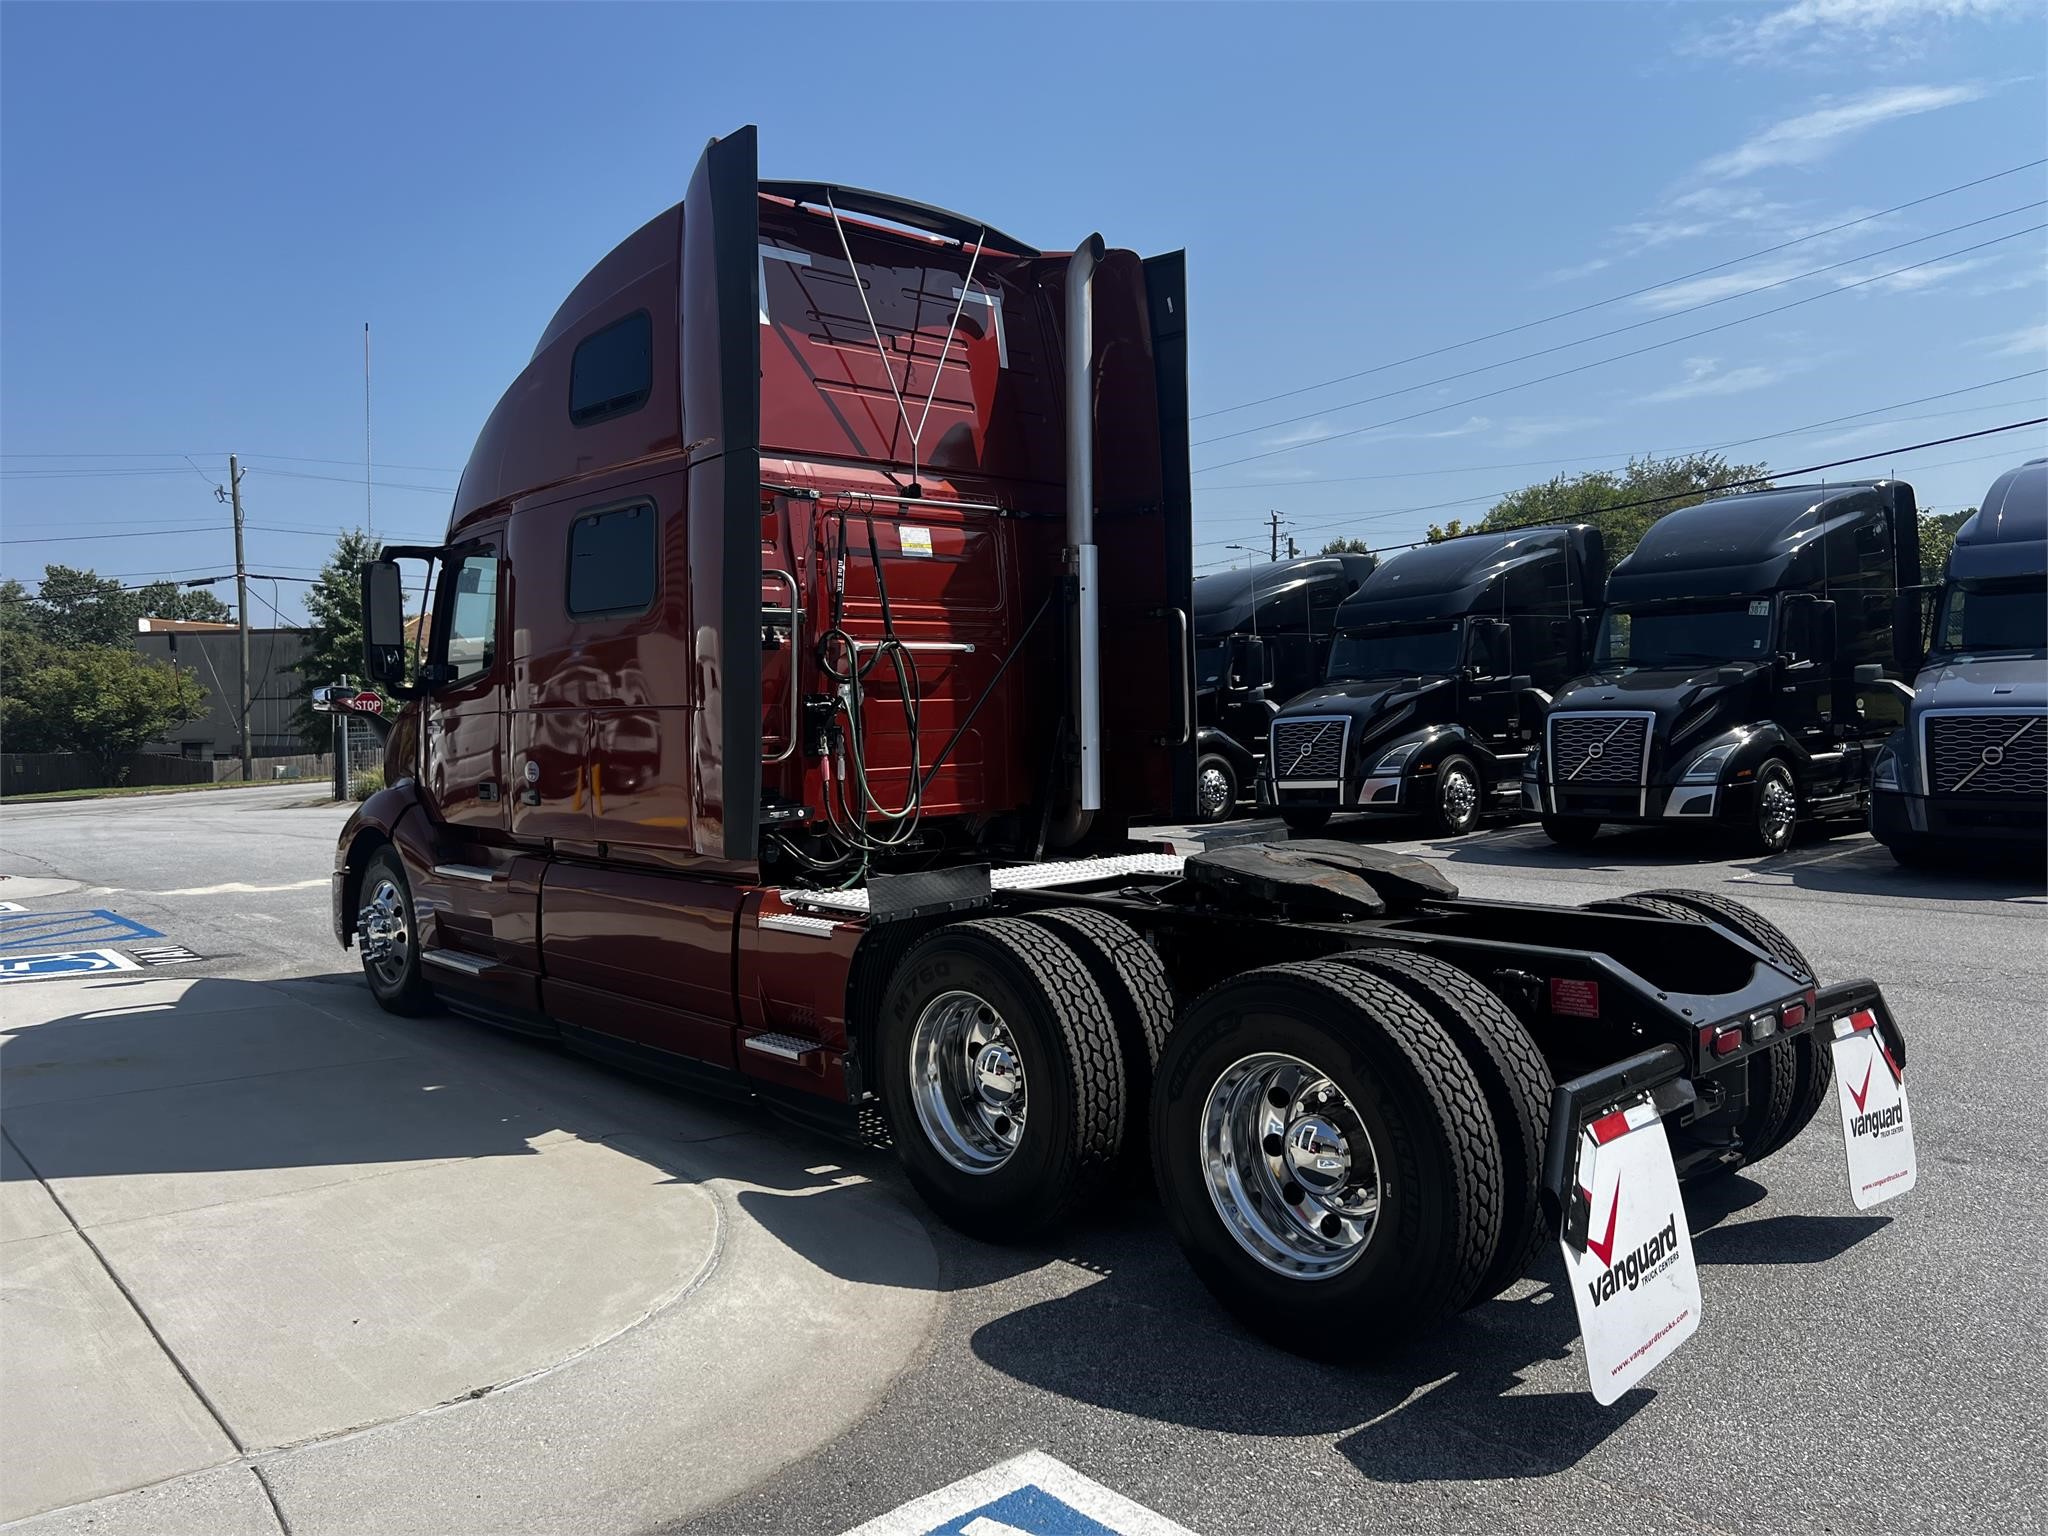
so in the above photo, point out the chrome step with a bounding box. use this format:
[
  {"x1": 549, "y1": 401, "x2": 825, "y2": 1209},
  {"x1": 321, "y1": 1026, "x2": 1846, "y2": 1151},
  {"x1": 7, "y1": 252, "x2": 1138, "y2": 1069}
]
[{"x1": 743, "y1": 1032, "x2": 824, "y2": 1062}]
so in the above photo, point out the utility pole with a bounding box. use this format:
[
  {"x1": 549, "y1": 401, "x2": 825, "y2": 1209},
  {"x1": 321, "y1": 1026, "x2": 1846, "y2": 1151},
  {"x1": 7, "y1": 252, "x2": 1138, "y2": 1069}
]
[
  {"x1": 363, "y1": 322, "x2": 374, "y2": 540},
  {"x1": 229, "y1": 454, "x2": 252, "y2": 781},
  {"x1": 1268, "y1": 509, "x2": 1283, "y2": 562}
]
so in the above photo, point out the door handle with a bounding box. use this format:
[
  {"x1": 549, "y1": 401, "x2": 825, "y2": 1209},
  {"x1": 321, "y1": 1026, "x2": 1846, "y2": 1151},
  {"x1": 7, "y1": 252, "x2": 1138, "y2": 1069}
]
[{"x1": 1152, "y1": 605, "x2": 1193, "y2": 747}]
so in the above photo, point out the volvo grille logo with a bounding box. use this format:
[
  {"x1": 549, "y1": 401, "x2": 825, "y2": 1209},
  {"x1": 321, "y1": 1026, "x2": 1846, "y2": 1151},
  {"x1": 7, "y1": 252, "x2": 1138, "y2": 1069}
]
[
  {"x1": 1982, "y1": 744, "x2": 2004, "y2": 767},
  {"x1": 1586, "y1": 742, "x2": 1605, "y2": 759}
]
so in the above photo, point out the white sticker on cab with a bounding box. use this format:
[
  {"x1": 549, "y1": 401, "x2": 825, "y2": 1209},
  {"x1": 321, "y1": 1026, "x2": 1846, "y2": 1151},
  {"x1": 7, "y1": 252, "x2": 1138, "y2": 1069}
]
[
  {"x1": 899, "y1": 526, "x2": 934, "y2": 558},
  {"x1": 1559, "y1": 1100, "x2": 1702, "y2": 1406}
]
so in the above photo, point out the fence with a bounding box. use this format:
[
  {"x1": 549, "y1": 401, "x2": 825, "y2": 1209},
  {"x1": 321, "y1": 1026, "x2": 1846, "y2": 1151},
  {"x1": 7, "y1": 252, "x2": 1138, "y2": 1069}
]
[{"x1": 1, "y1": 751, "x2": 334, "y2": 797}]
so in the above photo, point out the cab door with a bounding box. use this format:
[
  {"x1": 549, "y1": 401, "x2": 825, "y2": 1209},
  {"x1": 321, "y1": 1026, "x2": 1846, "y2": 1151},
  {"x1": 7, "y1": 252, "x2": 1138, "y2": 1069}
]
[
  {"x1": 1774, "y1": 594, "x2": 1843, "y2": 790},
  {"x1": 423, "y1": 533, "x2": 509, "y2": 837}
]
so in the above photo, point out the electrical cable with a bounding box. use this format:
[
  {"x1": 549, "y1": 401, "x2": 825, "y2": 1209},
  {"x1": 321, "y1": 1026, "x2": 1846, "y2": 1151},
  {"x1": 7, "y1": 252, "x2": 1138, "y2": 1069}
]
[
  {"x1": 1193, "y1": 157, "x2": 2048, "y2": 421},
  {"x1": 1194, "y1": 223, "x2": 2047, "y2": 475}
]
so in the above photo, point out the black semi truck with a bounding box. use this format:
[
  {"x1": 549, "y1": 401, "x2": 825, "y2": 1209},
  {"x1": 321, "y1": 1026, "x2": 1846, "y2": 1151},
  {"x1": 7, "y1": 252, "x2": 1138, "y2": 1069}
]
[
  {"x1": 1194, "y1": 555, "x2": 1377, "y2": 821},
  {"x1": 1872, "y1": 457, "x2": 2046, "y2": 867},
  {"x1": 1528, "y1": 481, "x2": 1921, "y2": 855},
  {"x1": 1264, "y1": 525, "x2": 1603, "y2": 837}
]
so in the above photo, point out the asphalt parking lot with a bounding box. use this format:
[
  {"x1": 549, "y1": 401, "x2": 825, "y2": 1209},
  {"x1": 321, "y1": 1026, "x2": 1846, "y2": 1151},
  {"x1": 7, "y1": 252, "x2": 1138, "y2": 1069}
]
[{"x1": 3, "y1": 788, "x2": 2043, "y2": 1536}]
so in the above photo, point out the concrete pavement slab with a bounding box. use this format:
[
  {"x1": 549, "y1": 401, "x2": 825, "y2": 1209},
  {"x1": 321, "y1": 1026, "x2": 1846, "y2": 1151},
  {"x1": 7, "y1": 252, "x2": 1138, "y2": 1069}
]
[
  {"x1": 0, "y1": 1465, "x2": 278, "y2": 1536},
  {"x1": 0, "y1": 982, "x2": 407, "y2": 1108},
  {"x1": 0, "y1": 1134, "x2": 69, "y2": 1244},
  {"x1": 0, "y1": 975, "x2": 293, "y2": 1031},
  {"x1": 4, "y1": 1052, "x2": 635, "y2": 1228},
  {"x1": 84, "y1": 1134, "x2": 720, "y2": 1450},
  {"x1": 0, "y1": 1230, "x2": 234, "y2": 1523},
  {"x1": 258, "y1": 1132, "x2": 939, "y2": 1536}
]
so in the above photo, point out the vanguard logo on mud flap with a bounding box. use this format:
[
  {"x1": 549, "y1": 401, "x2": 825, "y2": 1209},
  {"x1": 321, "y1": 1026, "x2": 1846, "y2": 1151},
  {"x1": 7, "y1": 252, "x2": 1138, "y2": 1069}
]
[{"x1": 1584, "y1": 1193, "x2": 1681, "y2": 1307}]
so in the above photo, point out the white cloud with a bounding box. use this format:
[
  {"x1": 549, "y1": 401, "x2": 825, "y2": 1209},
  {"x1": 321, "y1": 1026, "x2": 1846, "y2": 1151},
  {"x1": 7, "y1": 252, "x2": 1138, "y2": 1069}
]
[
  {"x1": 1686, "y1": 0, "x2": 2028, "y2": 62},
  {"x1": 1542, "y1": 256, "x2": 1613, "y2": 285},
  {"x1": 1694, "y1": 84, "x2": 1988, "y2": 181},
  {"x1": 1259, "y1": 421, "x2": 1333, "y2": 449},
  {"x1": 1839, "y1": 255, "x2": 1996, "y2": 294},
  {"x1": 1981, "y1": 322, "x2": 2048, "y2": 359},
  {"x1": 1629, "y1": 261, "x2": 1818, "y2": 312},
  {"x1": 1494, "y1": 416, "x2": 1605, "y2": 447},
  {"x1": 1646, "y1": 357, "x2": 1803, "y2": 402},
  {"x1": 1970, "y1": 268, "x2": 2046, "y2": 297}
]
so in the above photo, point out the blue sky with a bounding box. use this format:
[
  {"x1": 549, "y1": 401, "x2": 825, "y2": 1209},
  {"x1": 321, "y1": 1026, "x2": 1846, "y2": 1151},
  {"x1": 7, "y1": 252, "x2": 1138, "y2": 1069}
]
[{"x1": 3, "y1": 1, "x2": 2043, "y2": 620}]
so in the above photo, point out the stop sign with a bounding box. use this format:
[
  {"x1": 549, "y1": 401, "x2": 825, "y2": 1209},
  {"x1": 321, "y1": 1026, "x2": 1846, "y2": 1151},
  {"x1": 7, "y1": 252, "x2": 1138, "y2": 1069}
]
[{"x1": 344, "y1": 691, "x2": 385, "y2": 715}]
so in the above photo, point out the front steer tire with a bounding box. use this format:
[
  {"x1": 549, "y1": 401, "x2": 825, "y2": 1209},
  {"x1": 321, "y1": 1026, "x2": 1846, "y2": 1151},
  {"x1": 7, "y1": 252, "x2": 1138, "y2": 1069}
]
[
  {"x1": 1541, "y1": 815, "x2": 1600, "y2": 848},
  {"x1": 357, "y1": 848, "x2": 436, "y2": 1017},
  {"x1": 878, "y1": 918, "x2": 1125, "y2": 1242},
  {"x1": 1151, "y1": 960, "x2": 1504, "y2": 1354},
  {"x1": 1281, "y1": 807, "x2": 1333, "y2": 836}
]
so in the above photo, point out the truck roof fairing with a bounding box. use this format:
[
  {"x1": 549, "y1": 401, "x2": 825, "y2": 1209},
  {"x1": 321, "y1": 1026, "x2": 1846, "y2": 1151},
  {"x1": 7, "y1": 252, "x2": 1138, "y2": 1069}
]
[
  {"x1": 1606, "y1": 481, "x2": 1910, "y2": 604},
  {"x1": 1951, "y1": 458, "x2": 2048, "y2": 581},
  {"x1": 1337, "y1": 523, "x2": 1601, "y2": 626}
]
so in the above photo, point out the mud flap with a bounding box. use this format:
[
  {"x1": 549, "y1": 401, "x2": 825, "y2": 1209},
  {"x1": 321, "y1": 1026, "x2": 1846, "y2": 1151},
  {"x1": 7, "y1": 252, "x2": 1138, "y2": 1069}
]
[
  {"x1": 1831, "y1": 1009, "x2": 1917, "y2": 1209},
  {"x1": 1555, "y1": 1090, "x2": 1702, "y2": 1406}
]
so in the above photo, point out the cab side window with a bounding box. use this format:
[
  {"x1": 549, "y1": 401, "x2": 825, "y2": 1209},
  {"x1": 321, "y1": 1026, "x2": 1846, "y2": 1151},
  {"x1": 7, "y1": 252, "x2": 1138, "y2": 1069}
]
[
  {"x1": 567, "y1": 503, "x2": 657, "y2": 618},
  {"x1": 569, "y1": 311, "x2": 653, "y2": 427},
  {"x1": 441, "y1": 552, "x2": 499, "y2": 685}
]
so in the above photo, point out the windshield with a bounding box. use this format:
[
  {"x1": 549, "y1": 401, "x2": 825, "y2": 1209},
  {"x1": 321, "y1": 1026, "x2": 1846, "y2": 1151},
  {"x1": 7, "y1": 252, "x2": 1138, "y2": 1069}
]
[
  {"x1": 1326, "y1": 622, "x2": 1459, "y2": 680},
  {"x1": 1932, "y1": 580, "x2": 2047, "y2": 655},
  {"x1": 1595, "y1": 599, "x2": 1772, "y2": 669},
  {"x1": 1196, "y1": 638, "x2": 1230, "y2": 690}
]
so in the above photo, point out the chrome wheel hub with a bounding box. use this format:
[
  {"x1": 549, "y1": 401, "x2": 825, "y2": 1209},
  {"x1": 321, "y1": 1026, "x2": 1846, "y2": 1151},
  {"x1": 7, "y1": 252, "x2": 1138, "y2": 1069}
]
[
  {"x1": 1199, "y1": 1052, "x2": 1381, "y2": 1279},
  {"x1": 909, "y1": 990, "x2": 1028, "y2": 1174},
  {"x1": 1760, "y1": 772, "x2": 1796, "y2": 846},
  {"x1": 1441, "y1": 765, "x2": 1478, "y2": 826},
  {"x1": 1198, "y1": 765, "x2": 1233, "y2": 820},
  {"x1": 357, "y1": 877, "x2": 410, "y2": 987}
]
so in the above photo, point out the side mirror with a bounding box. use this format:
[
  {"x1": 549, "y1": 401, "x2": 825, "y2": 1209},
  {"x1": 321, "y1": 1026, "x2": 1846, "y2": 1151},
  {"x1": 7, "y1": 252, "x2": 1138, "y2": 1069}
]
[{"x1": 361, "y1": 561, "x2": 408, "y2": 686}]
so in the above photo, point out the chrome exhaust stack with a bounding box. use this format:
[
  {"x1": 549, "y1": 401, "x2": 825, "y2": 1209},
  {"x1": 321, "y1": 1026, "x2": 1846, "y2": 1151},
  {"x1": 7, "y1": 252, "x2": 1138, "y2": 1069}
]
[{"x1": 1050, "y1": 234, "x2": 1106, "y2": 847}]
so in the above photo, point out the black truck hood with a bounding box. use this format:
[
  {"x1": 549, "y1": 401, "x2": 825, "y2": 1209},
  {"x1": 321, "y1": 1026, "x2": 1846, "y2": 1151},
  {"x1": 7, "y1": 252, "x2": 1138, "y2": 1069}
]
[
  {"x1": 1275, "y1": 674, "x2": 1451, "y2": 729},
  {"x1": 1909, "y1": 654, "x2": 2048, "y2": 713},
  {"x1": 1551, "y1": 662, "x2": 1766, "y2": 729}
]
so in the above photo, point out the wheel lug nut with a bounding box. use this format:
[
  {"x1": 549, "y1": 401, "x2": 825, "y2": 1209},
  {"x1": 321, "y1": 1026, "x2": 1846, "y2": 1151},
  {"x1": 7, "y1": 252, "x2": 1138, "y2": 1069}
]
[
  {"x1": 1320, "y1": 1214, "x2": 1342, "y2": 1238},
  {"x1": 1283, "y1": 1181, "x2": 1305, "y2": 1205},
  {"x1": 1267, "y1": 1086, "x2": 1289, "y2": 1109},
  {"x1": 1262, "y1": 1133, "x2": 1284, "y2": 1157},
  {"x1": 992, "y1": 1115, "x2": 1012, "y2": 1136}
]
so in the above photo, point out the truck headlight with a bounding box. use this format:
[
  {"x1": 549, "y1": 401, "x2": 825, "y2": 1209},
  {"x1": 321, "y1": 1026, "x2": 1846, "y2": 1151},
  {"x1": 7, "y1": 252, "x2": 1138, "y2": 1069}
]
[
  {"x1": 1374, "y1": 740, "x2": 1421, "y2": 773},
  {"x1": 1680, "y1": 742, "x2": 1739, "y2": 784},
  {"x1": 1523, "y1": 743, "x2": 1541, "y2": 778},
  {"x1": 1872, "y1": 745, "x2": 1901, "y2": 791}
]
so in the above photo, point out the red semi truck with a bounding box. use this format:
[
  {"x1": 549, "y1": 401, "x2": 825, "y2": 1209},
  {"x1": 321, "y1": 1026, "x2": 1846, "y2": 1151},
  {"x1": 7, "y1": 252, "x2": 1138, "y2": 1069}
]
[{"x1": 336, "y1": 128, "x2": 1913, "y2": 1385}]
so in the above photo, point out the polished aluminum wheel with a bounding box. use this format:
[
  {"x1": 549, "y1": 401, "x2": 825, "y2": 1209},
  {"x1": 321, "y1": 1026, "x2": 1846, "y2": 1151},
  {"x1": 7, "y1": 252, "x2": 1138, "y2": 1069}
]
[
  {"x1": 1199, "y1": 1051, "x2": 1381, "y2": 1279},
  {"x1": 358, "y1": 876, "x2": 411, "y2": 988},
  {"x1": 908, "y1": 989, "x2": 1028, "y2": 1174},
  {"x1": 1758, "y1": 765, "x2": 1796, "y2": 850},
  {"x1": 1198, "y1": 763, "x2": 1235, "y2": 821},
  {"x1": 1440, "y1": 762, "x2": 1479, "y2": 830}
]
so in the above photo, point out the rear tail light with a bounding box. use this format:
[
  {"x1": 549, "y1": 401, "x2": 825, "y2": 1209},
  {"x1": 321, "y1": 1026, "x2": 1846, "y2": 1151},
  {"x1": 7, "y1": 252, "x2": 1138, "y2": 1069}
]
[
  {"x1": 1781, "y1": 1002, "x2": 1807, "y2": 1032},
  {"x1": 1712, "y1": 1025, "x2": 1743, "y2": 1057}
]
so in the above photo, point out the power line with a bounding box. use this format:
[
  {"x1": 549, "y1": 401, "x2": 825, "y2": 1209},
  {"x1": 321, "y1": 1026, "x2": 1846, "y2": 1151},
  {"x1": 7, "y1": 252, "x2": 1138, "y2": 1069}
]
[
  {"x1": 1191, "y1": 372, "x2": 2046, "y2": 494},
  {"x1": 1198, "y1": 419, "x2": 2045, "y2": 559},
  {"x1": 1196, "y1": 204, "x2": 2044, "y2": 450},
  {"x1": 1194, "y1": 223, "x2": 2046, "y2": 476},
  {"x1": 1192, "y1": 158, "x2": 2048, "y2": 422},
  {"x1": 1, "y1": 450, "x2": 458, "y2": 472}
]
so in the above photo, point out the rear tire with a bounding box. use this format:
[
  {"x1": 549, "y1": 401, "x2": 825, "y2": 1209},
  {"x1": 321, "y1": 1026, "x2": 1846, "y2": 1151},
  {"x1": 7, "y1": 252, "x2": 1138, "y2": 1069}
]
[
  {"x1": 1151, "y1": 960, "x2": 1503, "y2": 1353},
  {"x1": 1021, "y1": 907, "x2": 1174, "y2": 1183},
  {"x1": 879, "y1": 918, "x2": 1125, "y2": 1241},
  {"x1": 1427, "y1": 753, "x2": 1483, "y2": 838},
  {"x1": 357, "y1": 849, "x2": 436, "y2": 1016},
  {"x1": 1282, "y1": 808, "x2": 1332, "y2": 836},
  {"x1": 1541, "y1": 815, "x2": 1600, "y2": 848},
  {"x1": 1195, "y1": 754, "x2": 1240, "y2": 824},
  {"x1": 1325, "y1": 948, "x2": 1552, "y2": 1301},
  {"x1": 1586, "y1": 888, "x2": 1828, "y2": 1170}
]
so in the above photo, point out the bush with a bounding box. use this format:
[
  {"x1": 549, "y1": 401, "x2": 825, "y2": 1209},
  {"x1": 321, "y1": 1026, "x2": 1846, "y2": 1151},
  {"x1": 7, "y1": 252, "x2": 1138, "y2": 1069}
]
[{"x1": 351, "y1": 768, "x2": 385, "y2": 801}]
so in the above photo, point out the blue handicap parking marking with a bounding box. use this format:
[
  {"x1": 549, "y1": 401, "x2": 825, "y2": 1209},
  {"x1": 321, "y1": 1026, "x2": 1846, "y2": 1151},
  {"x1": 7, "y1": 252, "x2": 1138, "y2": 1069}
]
[
  {"x1": 0, "y1": 908, "x2": 164, "y2": 952},
  {"x1": 0, "y1": 948, "x2": 143, "y2": 983},
  {"x1": 842, "y1": 1452, "x2": 1192, "y2": 1536}
]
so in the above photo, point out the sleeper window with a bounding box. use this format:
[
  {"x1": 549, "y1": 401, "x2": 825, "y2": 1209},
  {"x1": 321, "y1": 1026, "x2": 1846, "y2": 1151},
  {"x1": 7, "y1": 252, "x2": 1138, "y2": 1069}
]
[
  {"x1": 568, "y1": 503, "x2": 657, "y2": 618},
  {"x1": 569, "y1": 311, "x2": 652, "y2": 426}
]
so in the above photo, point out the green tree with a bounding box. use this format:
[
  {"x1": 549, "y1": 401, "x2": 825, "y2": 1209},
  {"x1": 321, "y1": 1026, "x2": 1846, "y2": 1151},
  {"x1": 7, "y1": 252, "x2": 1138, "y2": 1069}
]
[
  {"x1": 2, "y1": 645, "x2": 207, "y2": 777},
  {"x1": 135, "y1": 582, "x2": 233, "y2": 625},
  {"x1": 1917, "y1": 508, "x2": 1972, "y2": 588},
  {"x1": 1427, "y1": 452, "x2": 1771, "y2": 562},
  {"x1": 24, "y1": 565, "x2": 140, "y2": 648},
  {"x1": 1318, "y1": 536, "x2": 1375, "y2": 555},
  {"x1": 293, "y1": 529, "x2": 385, "y2": 741}
]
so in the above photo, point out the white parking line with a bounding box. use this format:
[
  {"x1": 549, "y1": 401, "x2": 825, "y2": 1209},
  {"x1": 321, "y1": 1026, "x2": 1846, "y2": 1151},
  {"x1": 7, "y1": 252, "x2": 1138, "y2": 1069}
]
[
  {"x1": 842, "y1": 1451, "x2": 1193, "y2": 1536},
  {"x1": 152, "y1": 878, "x2": 329, "y2": 896}
]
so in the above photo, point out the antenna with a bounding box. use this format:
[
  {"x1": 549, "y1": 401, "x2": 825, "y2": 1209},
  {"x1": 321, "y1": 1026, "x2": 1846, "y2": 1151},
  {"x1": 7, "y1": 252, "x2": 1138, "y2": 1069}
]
[{"x1": 363, "y1": 322, "x2": 374, "y2": 540}]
